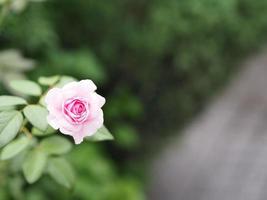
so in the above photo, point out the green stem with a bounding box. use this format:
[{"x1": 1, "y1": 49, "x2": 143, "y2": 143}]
[{"x1": 21, "y1": 126, "x2": 32, "y2": 139}]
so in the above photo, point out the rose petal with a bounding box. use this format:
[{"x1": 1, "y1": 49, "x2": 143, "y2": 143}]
[
  {"x1": 83, "y1": 110, "x2": 104, "y2": 136},
  {"x1": 47, "y1": 115, "x2": 60, "y2": 129},
  {"x1": 45, "y1": 88, "x2": 63, "y2": 109},
  {"x1": 45, "y1": 79, "x2": 104, "y2": 145},
  {"x1": 95, "y1": 93, "x2": 106, "y2": 107}
]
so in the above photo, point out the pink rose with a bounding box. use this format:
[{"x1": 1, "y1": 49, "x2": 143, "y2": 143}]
[{"x1": 45, "y1": 80, "x2": 105, "y2": 144}]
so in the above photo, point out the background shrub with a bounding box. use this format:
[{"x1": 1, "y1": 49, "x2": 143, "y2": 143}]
[{"x1": 1, "y1": 0, "x2": 267, "y2": 198}]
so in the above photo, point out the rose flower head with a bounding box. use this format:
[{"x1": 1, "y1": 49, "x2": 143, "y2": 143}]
[{"x1": 45, "y1": 80, "x2": 105, "y2": 144}]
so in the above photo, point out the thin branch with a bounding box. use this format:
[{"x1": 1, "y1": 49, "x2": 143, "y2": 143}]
[{"x1": 21, "y1": 126, "x2": 32, "y2": 139}]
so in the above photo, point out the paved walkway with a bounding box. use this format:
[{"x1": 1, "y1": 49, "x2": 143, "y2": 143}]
[{"x1": 148, "y1": 52, "x2": 267, "y2": 200}]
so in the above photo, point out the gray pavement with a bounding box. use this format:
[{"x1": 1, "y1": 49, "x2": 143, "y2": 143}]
[{"x1": 148, "y1": 52, "x2": 267, "y2": 200}]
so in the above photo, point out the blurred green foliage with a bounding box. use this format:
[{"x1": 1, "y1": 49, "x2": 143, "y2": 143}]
[
  {"x1": 0, "y1": 144, "x2": 145, "y2": 200},
  {"x1": 1, "y1": 0, "x2": 267, "y2": 199}
]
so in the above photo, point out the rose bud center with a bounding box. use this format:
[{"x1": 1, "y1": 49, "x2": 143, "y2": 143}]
[{"x1": 63, "y1": 97, "x2": 89, "y2": 124}]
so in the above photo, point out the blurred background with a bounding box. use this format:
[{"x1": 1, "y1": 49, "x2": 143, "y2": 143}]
[{"x1": 1, "y1": 0, "x2": 267, "y2": 199}]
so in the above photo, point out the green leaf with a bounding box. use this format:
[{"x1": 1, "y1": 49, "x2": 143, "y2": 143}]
[
  {"x1": 47, "y1": 157, "x2": 75, "y2": 189},
  {"x1": 0, "y1": 106, "x2": 15, "y2": 111},
  {"x1": 86, "y1": 125, "x2": 114, "y2": 142},
  {"x1": 56, "y1": 76, "x2": 77, "y2": 88},
  {"x1": 38, "y1": 76, "x2": 60, "y2": 86},
  {"x1": 8, "y1": 176, "x2": 24, "y2": 200},
  {"x1": 22, "y1": 149, "x2": 47, "y2": 184},
  {"x1": 9, "y1": 80, "x2": 42, "y2": 96},
  {"x1": 0, "y1": 49, "x2": 35, "y2": 71},
  {"x1": 0, "y1": 0, "x2": 8, "y2": 5},
  {"x1": 10, "y1": 149, "x2": 29, "y2": 173},
  {"x1": 23, "y1": 105, "x2": 48, "y2": 131},
  {"x1": 32, "y1": 126, "x2": 55, "y2": 137},
  {"x1": 113, "y1": 124, "x2": 139, "y2": 149},
  {"x1": 40, "y1": 135, "x2": 72, "y2": 155},
  {"x1": 0, "y1": 111, "x2": 23, "y2": 148},
  {"x1": 1, "y1": 136, "x2": 30, "y2": 160},
  {"x1": 38, "y1": 95, "x2": 46, "y2": 107},
  {"x1": 0, "y1": 96, "x2": 27, "y2": 107}
]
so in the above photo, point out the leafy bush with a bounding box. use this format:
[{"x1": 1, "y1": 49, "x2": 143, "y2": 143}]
[{"x1": 1, "y1": 0, "x2": 267, "y2": 199}]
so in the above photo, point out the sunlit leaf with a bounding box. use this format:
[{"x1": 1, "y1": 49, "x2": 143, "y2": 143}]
[
  {"x1": 0, "y1": 96, "x2": 27, "y2": 107},
  {"x1": 22, "y1": 149, "x2": 47, "y2": 183},
  {"x1": 38, "y1": 76, "x2": 60, "y2": 86},
  {"x1": 9, "y1": 80, "x2": 42, "y2": 96},
  {"x1": 0, "y1": 111, "x2": 23, "y2": 148},
  {"x1": 0, "y1": 106, "x2": 15, "y2": 111},
  {"x1": 23, "y1": 105, "x2": 48, "y2": 131},
  {"x1": 56, "y1": 76, "x2": 77, "y2": 88},
  {"x1": 0, "y1": 49, "x2": 34, "y2": 71},
  {"x1": 1, "y1": 136, "x2": 30, "y2": 160},
  {"x1": 0, "y1": 0, "x2": 7, "y2": 4},
  {"x1": 10, "y1": 0, "x2": 28, "y2": 12}
]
